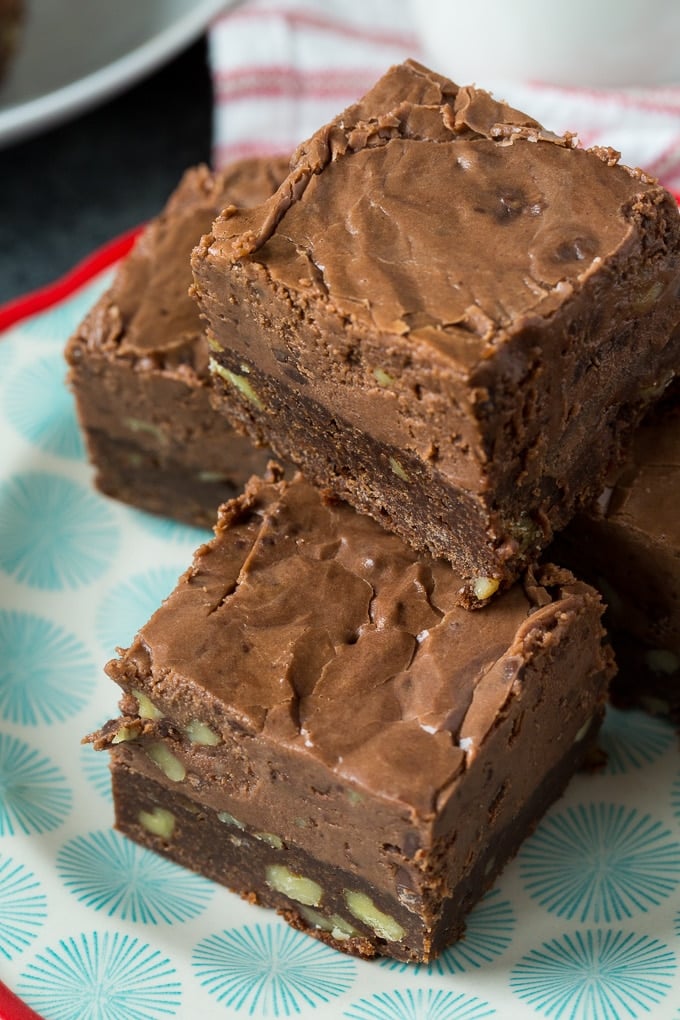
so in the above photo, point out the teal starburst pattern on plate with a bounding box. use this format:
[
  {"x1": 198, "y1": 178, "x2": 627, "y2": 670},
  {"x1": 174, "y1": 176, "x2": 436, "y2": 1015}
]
[
  {"x1": 95, "y1": 565, "x2": 185, "y2": 652},
  {"x1": 510, "y1": 928, "x2": 676, "y2": 1018},
  {"x1": 343, "y1": 987, "x2": 495, "y2": 1020},
  {"x1": 17, "y1": 930, "x2": 181, "y2": 1019},
  {"x1": 380, "y1": 889, "x2": 515, "y2": 975},
  {"x1": 598, "y1": 706, "x2": 674, "y2": 774},
  {"x1": 4, "y1": 352, "x2": 84, "y2": 459},
  {"x1": 128, "y1": 506, "x2": 212, "y2": 545},
  {"x1": 79, "y1": 740, "x2": 112, "y2": 802},
  {"x1": 192, "y1": 922, "x2": 356, "y2": 1015},
  {"x1": 0, "y1": 854, "x2": 47, "y2": 960},
  {"x1": 519, "y1": 802, "x2": 680, "y2": 922},
  {"x1": 0, "y1": 610, "x2": 95, "y2": 725},
  {"x1": 0, "y1": 733, "x2": 71, "y2": 835},
  {"x1": 56, "y1": 829, "x2": 213, "y2": 923},
  {"x1": 0, "y1": 471, "x2": 119, "y2": 589}
]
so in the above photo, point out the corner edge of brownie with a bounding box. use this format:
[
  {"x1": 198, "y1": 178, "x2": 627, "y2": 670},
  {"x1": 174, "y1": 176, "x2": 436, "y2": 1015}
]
[{"x1": 190, "y1": 59, "x2": 680, "y2": 592}]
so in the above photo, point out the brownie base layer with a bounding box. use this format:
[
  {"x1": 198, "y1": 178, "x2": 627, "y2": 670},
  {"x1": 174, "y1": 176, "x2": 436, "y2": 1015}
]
[
  {"x1": 111, "y1": 709, "x2": 603, "y2": 963},
  {"x1": 209, "y1": 359, "x2": 511, "y2": 605},
  {"x1": 68, "y1": 348, "x2": 272, "y2": 529},
  {"x1": 85, "y1": 426, "x2": 267, "y2": 528}
]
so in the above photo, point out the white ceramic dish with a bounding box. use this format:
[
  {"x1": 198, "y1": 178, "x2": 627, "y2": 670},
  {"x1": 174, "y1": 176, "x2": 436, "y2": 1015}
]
[{"x1": 0, "y1": 0, "x2": 231, "y2": 147}]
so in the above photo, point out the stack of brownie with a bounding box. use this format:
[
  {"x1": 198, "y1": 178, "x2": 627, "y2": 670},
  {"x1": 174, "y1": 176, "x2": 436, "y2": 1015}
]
[{"x1": 72, "y1": 60, "x2": 680, "y2": 963}]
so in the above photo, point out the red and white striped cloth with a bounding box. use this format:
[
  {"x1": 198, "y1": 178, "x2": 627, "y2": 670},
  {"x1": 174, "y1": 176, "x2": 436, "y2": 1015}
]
[
  {"x1": 209, "y1": 0, "x2": 680, "y2": 192},
  {"x1": 209, "y1": 0, "x2": 418, "y2": 167}
]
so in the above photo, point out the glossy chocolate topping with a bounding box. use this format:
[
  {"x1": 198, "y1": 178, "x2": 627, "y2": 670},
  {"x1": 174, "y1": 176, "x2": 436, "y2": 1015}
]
[
  {"x1": 109, "y1": 471, "x2": 606, "y2": 811},
  {"x1": 78, "y1": 157, "x2": 289, "y2": 373},
  {"x1": 213, "y1": 60, "x2": 661, "y2": 361}
]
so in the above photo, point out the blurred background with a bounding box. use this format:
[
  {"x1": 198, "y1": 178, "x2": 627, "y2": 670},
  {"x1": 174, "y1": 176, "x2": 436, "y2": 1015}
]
[{"x1": 0, "y1": 37, "x2": 212, "y2": 303}]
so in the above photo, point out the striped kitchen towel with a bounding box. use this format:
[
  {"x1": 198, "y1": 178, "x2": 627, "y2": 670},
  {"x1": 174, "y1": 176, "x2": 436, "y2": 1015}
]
[{"x1": 209, "y1": 0, "x2": 680, "y2": 190}]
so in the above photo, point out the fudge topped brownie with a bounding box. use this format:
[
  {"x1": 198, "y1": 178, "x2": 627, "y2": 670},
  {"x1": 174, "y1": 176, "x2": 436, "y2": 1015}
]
[
  {"x1": 96, "y1": 469, "x2": 613, "y2": 961},
  {"x1": 74, "y1": 158, "x2": 288, "y2": 374},
  {"x1": 66, "y1": 157, "x2": 289, "y2": 526},
  {"x1": 192, "y1": 59, "x2": 680, "y2": 603}
]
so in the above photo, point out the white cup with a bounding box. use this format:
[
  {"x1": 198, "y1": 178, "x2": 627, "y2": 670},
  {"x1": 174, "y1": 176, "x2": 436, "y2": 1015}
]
[{"x1": 410, "y1": 0, "x2": 680, "y2": 87}]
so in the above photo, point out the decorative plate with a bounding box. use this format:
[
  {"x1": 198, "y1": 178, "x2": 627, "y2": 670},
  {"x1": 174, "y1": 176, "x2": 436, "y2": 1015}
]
[{"x1": 0, "y1": 253, "x2": 679, "y2": 1020}]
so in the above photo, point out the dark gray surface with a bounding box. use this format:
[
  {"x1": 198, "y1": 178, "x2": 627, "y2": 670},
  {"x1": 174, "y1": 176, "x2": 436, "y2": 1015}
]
[{"x1": 0, "y1": 37, "x2": 213, "y2": 304}]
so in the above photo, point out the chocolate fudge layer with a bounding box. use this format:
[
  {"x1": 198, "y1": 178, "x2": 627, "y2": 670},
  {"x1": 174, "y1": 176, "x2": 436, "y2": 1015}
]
[
  {"x1": 66, "y1": 158, "x2": 289, "y2": 527},
  {"x1": 555, "y1": 400, "x2": 680, "y2": 721},
  {"x1": 92, "y1": 471, "x2": 613, "y2": 962},
  {"x1": 192, "y1": 59, "x2": 680, "y2": 603}
]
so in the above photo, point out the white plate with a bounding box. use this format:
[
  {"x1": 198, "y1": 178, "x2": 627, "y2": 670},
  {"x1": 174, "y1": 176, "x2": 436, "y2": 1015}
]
[
  {"x1": 0, "y1": 0, "x2": 231, "y2": 147},
  {"x1": 0, "y1": 266, "x2": 680, "y2": 1019}
]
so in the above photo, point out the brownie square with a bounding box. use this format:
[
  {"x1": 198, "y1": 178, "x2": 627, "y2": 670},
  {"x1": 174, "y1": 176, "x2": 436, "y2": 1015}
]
[
  {"x1": 66, "y1": 157, "x2": 289, "y2": 528},
  {"x1": 192, "y1": 59, "x2": 680, "y2": 603},
  {"x1": 91, "y1": 470, "x2": 613, "y2": 963},
  {"x1": 554, "y1": 395, "x2": 680, "y2": 722}
]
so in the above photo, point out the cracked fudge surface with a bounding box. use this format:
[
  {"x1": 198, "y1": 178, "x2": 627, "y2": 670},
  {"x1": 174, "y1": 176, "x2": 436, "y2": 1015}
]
[
  {"x1": 94, "y1": 471, "x2": 613, "y2": 962},
  {"x1": 192, "y1": 59, "x2": 680, "y2": 604},
  {"x1": 66, "y1": 157, "x2": 288, "y2": 527},
  {"x1": 555, "y1": 397, "x2": 680, "y2": 722}
]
